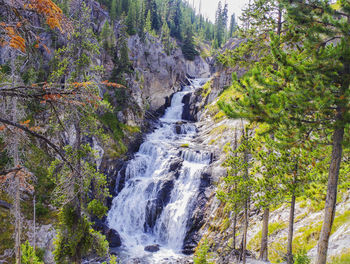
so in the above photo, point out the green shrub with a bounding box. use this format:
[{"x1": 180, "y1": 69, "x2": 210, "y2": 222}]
[
  {"x1": 294, "y1": 250, "x2": 311, "y2": 264},
  {"x1": 35, "y1": 202, "x2": 49, "y2": 218},
  {"x1": 193, "y1": 239, "x2": 214, "y2": 264},
  {"x1": 21, "y1": 240, "x2": 44, "y2": 264},
  {"x1": 87, "y1": 199, "x2": 108, "y2": 219}
]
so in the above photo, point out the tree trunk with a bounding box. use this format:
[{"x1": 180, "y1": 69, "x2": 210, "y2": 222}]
[
  {"x1": 15, "y1": 174, "x2": 21, "y2": 264},
  {"x1": 233, "y1": 210, "x2": 237, "y2": 250},
  {"x1": 242, "y1": 200, "x2": 249, "y2": 264},
  {"x1": 259, "y1": 207, "x2": 269, "y2": 261},
  {"x1": 286, "y1": 193, "x2": 296, "y2": 264},
  {"x1": 33, "y1": 195, "x2": 36, "y2": 251},
  {"x1": 277, "y1": 4, "x2": 282, "y2": 37},
  {"x1": 241, "y1": 125, "x2": 250, "y2": 264},
  {"x1": 232, "y1": 129, "x2": 238, "y2": 251},
  {"x1": 74, "y1": 120, "x2": 82, "y2": 264},
  {"x1": 12, "y1": 86, "x2": 21, "y2": 264},
  {"x1": 316, "y1": 126, "x2": 344, "y2": 264}
]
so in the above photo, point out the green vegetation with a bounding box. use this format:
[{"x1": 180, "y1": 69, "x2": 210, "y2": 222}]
[
  {"x1": 216, "y1": 0, "x2": 350, "y2": 263},
  {"x1": 21, "y1": 241, "x2": 44, "y2": 264},
  {"x1": 201, "y1": 81, "x2": 212, "y2": 98},
  {"x1": 248, "y1": 221, "x2": 288, "y2": 251},
  {"x1": 329, "y1": 250, "x2": 350, "y2": 264},
  {"x1": 193, "y1": 239, "x2": 214, "y2": 264}
]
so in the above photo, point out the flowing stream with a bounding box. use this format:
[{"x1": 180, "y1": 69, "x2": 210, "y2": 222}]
[{"x1": 107, "y1": 79, "x2": 211, "y2": 263}]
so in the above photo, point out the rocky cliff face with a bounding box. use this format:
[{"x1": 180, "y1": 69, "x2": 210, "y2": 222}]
[{"x1": 126, "y1": 34, "x2": 210, "y2": 113}]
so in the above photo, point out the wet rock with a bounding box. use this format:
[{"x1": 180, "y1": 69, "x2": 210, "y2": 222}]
[
  {"x1": 182, "y1": 169, "x2": 212, "y2": 254},
  {"x1": 182, "y1": 93, "x2": 199, "y2": 122},
  {"x1": 106, "y1": 228, "x2": 122, "y2": 248},
  {"x1": 168, "y1": 158, "x2": 183, "y2": 179},
  {"x1": 144, "y1": 244, "x2": 160, "y2": 252},
  {"x1": 157, "y1": 179, "x2": 175, "y2": 205},
  {"x1": 92, "y1": 220, "x2": 122, "y2": 248},
  {"x1": 145, "y1": 198, "x2": 164, "y2": 231},
  {"x1": 144, "y1": 179, "x2": 174, "y2": 231}
]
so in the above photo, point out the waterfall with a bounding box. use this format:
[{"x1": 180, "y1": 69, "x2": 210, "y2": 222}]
[{"x1": 107, "y1": 78, "x2": 210, "y2": 263}]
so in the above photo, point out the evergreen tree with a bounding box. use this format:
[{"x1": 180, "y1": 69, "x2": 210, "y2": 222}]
[
  {"x1": 218, "y1": 125, "x2": 255, "y2": 264},
  {"x1": 110, "y1": 0, "x2": 117, "y2": 20},
  {"x1": 214, "y1": 1, "x2": 222, "y2": 48},
  {"x1": 229, "y1": 13, "x2": 237, "y2": 38},
  {"x1": 121, "y1": 0, "x2": 129, "y2": 14},
  {"x1": 251, "y1": 130, "x2": 283, "y2": 261},
  {"x1": 161, "y1": 20, "x2": 171, "y2": 55},
  {"x1": 145, "y1": 10, "x2": 153, "y2": 34},
  {"x1": 277, "y1": 2, "x2": 350, "y2": 263},
  {"x1": 169, "y1": 0, "x2": 182, "y2": 40},
  {"x1": 138, "y1": 0, "x2": 146, "y2": 39},
  {"x1": 100, "y1": 20, "x2": 115, "y2": 55},
  {"x1": 214, "y1": 1, "x2": 228, "y2": 48},
  {"x1": 181, "y1": 26, "x2": 198, "y2": 61},
  {"x1": 126, "y1": 1, "x2": 136, "y2": 35}
]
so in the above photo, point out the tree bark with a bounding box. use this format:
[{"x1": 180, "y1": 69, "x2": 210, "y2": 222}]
[
  {"x1": 74, "y1": 120, "x2": 82, "y2": 264},
  {"x1": 15, "y1": 174, "x2": 21, "y2": 264},
  {"x1": 12, "y1": 82, "x2": 21, "y2": 264},
  {"x1": 242, "y1": 125, "x2": 250, "y2": 264},
  {"x1": 259, "y1": 207, "x2": 269, "y2": 261},
  {"x1": 33, "y1": 195, "x2": 36, "y2": 251},
  {"x1": 242, "y1": 200, "x2": 249, "y2": 264},
  {"x1": 286, "y1": 193, "x2": 296, "y2": 264},
  {"x1": 316, "y1": 126, "x2": 344, "y2": 264},
  {"x1": 233, "y1": 210, "x2": 237, "y2": 250}
]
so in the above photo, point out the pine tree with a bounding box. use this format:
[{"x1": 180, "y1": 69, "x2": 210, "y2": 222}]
[
  {"x1": 110, "y1": 0, "x2": 117, "y2": 20},
  {"x1": 181, "y1": 26, "x2": 198, "y2": 61},
  {"x1": 169, "y1": 0, "x2": 182, "y2": 40},
  {"x1": 126, "y1": 1, "x2": 136, "y2": 35},
  {"x1": 219, "y1": 0, "x2": 283, "y2": 69},
  {"x1": 218, "y1": 124, "x2": 255, "y2": 264},
  {"x1": 100, "y1": 20, "x2": 115, "y2": 55},
  {"x1": 138, "y1": 0, "x2": 146, "y2": 39},
  {"x1": 229, "y1": 13, "x2": 237, "y2": 38},
  {"x1": 251, "y1": 129, "x2": 283, "y2": 261},
  {"x1": 214, "y1": 1, "x2": 223, "y2": 48},
  {"x1": 121, "y1": 0, "x2": 129, "y2": 14},
  {"x1": 145, "y1": 10, "x2": 153, "y2": 34},
  {"x1": 161, "y1": 20, "x2": 171, "y2": 55},
  {"x1": 277, "y1": 2, "x2": 350, "y2": 263}
]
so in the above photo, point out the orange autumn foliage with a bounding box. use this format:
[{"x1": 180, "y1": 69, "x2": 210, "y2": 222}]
[
  {"x1": 0, "y1": 168, "x2": 34, "y2": 193},
  {"x1": 28, "y1": 0, "x2": 64, "y2": 31},
  {"x1": 0, "y1": 0, "x2": 65, "y2": 53},
  {"x1": 3, "y1": 27, "x2": 26, "y2": 52},
  {"x1": 101, "y1": 80, "x2": 124, "y2": 88}
]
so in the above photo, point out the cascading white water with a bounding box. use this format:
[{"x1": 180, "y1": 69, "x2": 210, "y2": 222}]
[{"x1": 107, "y1": 78, "x2": 210, "y2": 263}]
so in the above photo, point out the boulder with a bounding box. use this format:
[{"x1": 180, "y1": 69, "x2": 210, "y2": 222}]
[
  {"x1": 144, "y1": 244, "x2": 160, "y2": 252},
  {"x1": 106, "y1": 228, "x2": 122, "y2": 248},
  {"x1": 92, "y1": 220, "x2": 122, "y2": 248}
]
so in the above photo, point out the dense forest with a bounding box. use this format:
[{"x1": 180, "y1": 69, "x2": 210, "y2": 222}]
[{"x1": 0, "y1": 0, "x2": 349, "y2": 264}]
